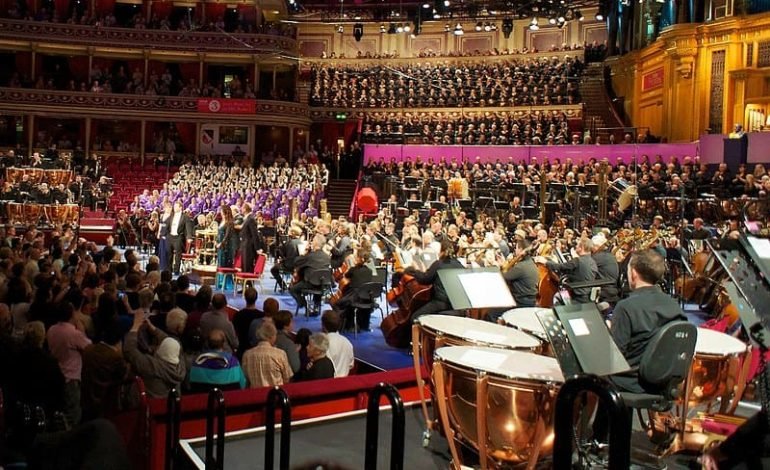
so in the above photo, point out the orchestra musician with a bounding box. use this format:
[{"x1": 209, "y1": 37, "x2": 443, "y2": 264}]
[
  {"x1": 590, "y1": 233, "x2": 620, "y2": 309},
  {"x1": 403, "y1": 238, "x2": 464, "y2": 320},
  {"x1": 271, "y1": 225, "x2": 303, "y2": 291},
  {"x1": 290, "y1": 234, "x2": 331, "y2": 314},
  {"x1": 535, "y1": 237, "x2": 598, "y2": 304},
  {"x1": 329, "y1": 223, "x2": 354, "y2": 269},
  {"x1": 332, "y1": 247, "x2": 375, "y2": 331},
  {"x1": 502, "y1": 238, "x2": 539, "y2": 309},
  {"x1": 532, "y1": 229, "x2": 552, "y2": 257}
]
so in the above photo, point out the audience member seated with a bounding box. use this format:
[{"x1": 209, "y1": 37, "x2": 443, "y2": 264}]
[
  {"x1": 232, "y1": 287, "x2": 264, "y2": 360},
  {"x1": 200, "y1": 293, "x2": 239, "y2": 353},
  {"x1": 362, "y1": 110, "x2": 575, "y2": 145},
  {"x1": 271, "y1": 309, "x2": 300, "y2": 375},
  {"x1": 321, "y1": 310, "x2": 354, "y2": 378},
  {"x1": 310, "y1": 56, "x2": 584, "y2": 109},
  {"x1": 241, "y1": 321, "x2": 293, "y2": 388},
  {"x1": 189, "y1": 328, "x2": 246, "y2": 391}
]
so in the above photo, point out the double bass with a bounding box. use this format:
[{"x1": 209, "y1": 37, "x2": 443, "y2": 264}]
[{"x1": 380, "y1": 249, "x2": 432, "y2": 348}]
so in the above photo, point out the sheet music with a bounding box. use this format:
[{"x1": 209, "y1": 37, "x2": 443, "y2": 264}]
[
  {"x1": 747, "y1": 237, "x2": 770, "y2": 260},
  {"x1": 458, "y1": 271, "x2": 515, "y2": 308}
]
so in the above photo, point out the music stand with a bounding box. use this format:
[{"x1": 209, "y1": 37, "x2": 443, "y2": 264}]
[
  {"x1": 475, "y1": 197, "x2": 493, "y2": 211},
  {"x1": 406, "y1": 200, "x2": 423, "y2": 211},
  {"x1": 522, "y1": 206, "x2": 538, "y2": 220},
  {"x1": 457, "y1": 199, "x2": 474, "y2": 213},
  {"x1": 429, "y1": 201, "x2": 447, "y2": 212},
  {"x1": 493, "y1": 201, "x2": 509, "y2": 211},
  {"x1": 536, "y1": 304, "x2": 630, "y2": 378},
  {"x1": 437, "y1": 268, "x2": 515, "y2": 310},
  {"x1": 403, "y1": 176, "x2": 420, "y2": 188}
]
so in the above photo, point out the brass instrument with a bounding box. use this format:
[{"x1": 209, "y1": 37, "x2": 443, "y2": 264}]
[
  {"x1": 319, "y1": 198, "x2": 329, "y2": 221},
  {"x1": 597, "y1": 160, "x2": 609, "y2": 224}
]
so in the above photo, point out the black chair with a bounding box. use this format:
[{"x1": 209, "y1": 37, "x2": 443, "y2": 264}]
[
  {"x1": 348, "y1": 282, "x2": 385, "y2": 337},
  {"x1": 617, "y1": 321, "x2": 697, "y2": 457},
  {"x1": 296, "y1": 268, "x2": 333, "y2": 318}
]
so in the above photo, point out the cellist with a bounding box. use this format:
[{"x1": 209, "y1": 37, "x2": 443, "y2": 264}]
[
  {"x1": 332, "y1": 246, "x2": 374, "y2": 331},
  {"x1": 402, "y1": 239, "x2": 465, "y2": 321},
  {"x1": 502, "y1": 238, "x2": 539, "y2": 308}
]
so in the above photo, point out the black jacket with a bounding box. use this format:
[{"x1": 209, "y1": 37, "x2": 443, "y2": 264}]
[
  {"x1": 503, "y1": 257, "x2": 539, "y2": 307},
  {"x1": 592, "y1": 250, "x2": 620, "y2": 303},
  {"x1": 546, "y1": 254, "x2": 598, "y2": 303}
]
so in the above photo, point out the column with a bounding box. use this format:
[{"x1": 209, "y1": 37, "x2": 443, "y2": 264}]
[
  {"x1": 87, "y1": 47, "x2": 94, "y2": 82},
  {"x1": 143, "y1": 50, "x2": 150, "y2": 87},
  {"x1": 288, "y1": 126, "x2": 294, "y2": 162},
  {"x1": 85, "y1": 117, "x2": 92, "y2": 156},
  {"x1": 254, "y1": 61, "x2": 260, "y2": 94},
  {"x1": 195, "y1": 122, "x2": 202, "y2": 156},
  {"x1": 198, "y1": 53, "x2": 205, "y2": 89},
  {"x1": 272, "y1": 66, "x2": 278, "y2": 97},
  {"x1": 140, "y1": 119, "x2": 146, "y2": 164},
  {"x1": 304, "y1": 128, "x2": 309, "y2": 152},
  {"x1": 30, "y1": 49, "x2": 36, "y2": 81},
  {"x1": 147, "y1": 1, "x2": 152, "y2": 21},
  {"x1": 27, "y1": 115, "x2": 34, "y2": 152}
]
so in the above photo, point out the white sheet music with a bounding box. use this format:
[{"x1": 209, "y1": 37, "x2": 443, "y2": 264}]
[
  {"x1": 747, "y1": 237, "x2": 770, "y2": 259},
  {"x1": 458, "y1": 272, "x2": 515, "y2": 308}
]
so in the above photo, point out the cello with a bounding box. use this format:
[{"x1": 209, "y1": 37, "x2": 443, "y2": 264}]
[{"x1": 380, "y1": 248, "x2": 432, "y2": 348}]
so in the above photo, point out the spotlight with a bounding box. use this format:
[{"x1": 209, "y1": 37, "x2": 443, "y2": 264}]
[
  {"x1": 595, "y1": 6, "x2": 605, "y2": 21},
  {"x1": 444, "y1": 0, "x2": 450, "y2": 6},
  {"x1": 433, "y1": 10, "x2": 441, "y2": 19},
  {"x1": 422, "y1": 2, "x2": 430, "y2": 7},
  {"x1": 444, "y1": 23, "x2": 451, "y2": 32},
  {"x1": 548, "y1": 17, "x2": 557, "y2": 25},
  {"x1": 529, "y1": 17, "x2": 539, "y2": 31},
  {"x1": 475, "y1": 21, "x2": 482, "y2": 32},
  {"x1": 558, "y1": 15, "x2": 566, "y2": 22},
  {"x1": 453, "y1": 22, "x2": 464, "y2": 35},
  {"x1": 484, "y1": 23, "x2": 492, "y2": 32},
  {"x1": 336, "y1": 24, "x2": 344, "y2": 34},
  {"x1": 396, "y1": 24, "x2": 404, "y2": 33},
  {"x1": 380, "y1": 23, "x2": 386, "y2": 33},
  {"x1": 353, "y1": 22, "x2": 363, "y2": 41},
  {"x1": 404, "y1": 23, "x2": 411, "y2": 32}
]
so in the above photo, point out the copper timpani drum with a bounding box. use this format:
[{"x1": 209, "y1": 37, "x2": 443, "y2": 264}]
[
  {"x1": 64, "y1": 204, "x2": 79, "y2": 225},
  {"x1": 44, "y1": 204, "x2": 69, "y2": 226},
  {"x1": 501, "y1": 308, "x2": 552, "y2": 354},
  {"x1": 6, "y1": 203, "x2": 22, "y2": 224},
  {"x1": 433, "y1": 346, "x2": 564, "y2": 469},
  {"x1": 686, "y1": 329, "x2": 749, "y2": 414},
  {"x1": 412, "y1": 316, "x2": 542, "y2": 444},
  {"x1": 23, "y1": 204, "x2": 41, "y2": 225}
]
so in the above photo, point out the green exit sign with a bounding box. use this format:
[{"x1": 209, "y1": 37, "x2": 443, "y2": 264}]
[{"x1": 335, "y1": 112, "x2": 348, "y2": 121}]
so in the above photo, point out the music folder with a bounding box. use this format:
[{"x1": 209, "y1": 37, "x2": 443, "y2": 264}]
[
  {"x1": 537, "y1": 303, "x2": 630, "y2": 378},
  {"x1": 438, "y1": 268, "x2": 515, "y2": 310}
]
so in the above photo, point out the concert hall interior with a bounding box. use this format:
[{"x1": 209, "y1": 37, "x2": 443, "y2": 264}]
[{"x1": 2, "y1": 0, "x2": 770, "y2": 468}]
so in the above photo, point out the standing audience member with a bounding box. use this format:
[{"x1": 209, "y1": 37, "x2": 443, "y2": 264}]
[
  {"x1": 81, "y1": 323, "x2": 129, "y2": 421},
  {"x1": 295, "y1": 333, "x2": 335, "y2": 381},
  {"x1": 11, "y1": 321, "x2": 65, "y2": 419},
  {"x1": 321, "y1": 310, "x2": 354, "y2": 378},
  {"x1": 241, "y1": 322, "x2": 293, "y2": 388},
  {"x1": 189, "y1": 329, "x2": 246, "y2": 391},
  {"x1": 272, "y1": 309, "x2": 300, "y2": 374},
  {"x1": 199, "y1": 293, "x2": 239, "y2": 353},
  {"x1": 232, "y1": 287, "x2": 263, "y2": 360},
  {"x1": 123, "y1": 313, "x2": 186, "y2": 399},
  {"x1": 47, "y1": 302, "x2": 92, "y2": 426}
]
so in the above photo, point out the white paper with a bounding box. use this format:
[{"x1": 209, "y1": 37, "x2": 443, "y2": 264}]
[
  {"x1": 747, "y1": 237, "x2": 770, "y2": 259},
  {"x1": 458, "y1": 272, "x2": 515, "y2": 308},
  {"x1": 569, "y1": 318, "x2": 590, "y2": 337},
  {"x1": 460, "y1": 349, "x2": 507, "y2": 369}
]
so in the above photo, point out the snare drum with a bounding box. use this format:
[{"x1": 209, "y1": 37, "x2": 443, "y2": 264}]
[
  {"x1": 412, "y1": 316, "x2": 542, "y2": 440},
  {"x1": 501, "y1": 308, "x2": 552, "y2": 353},
  {"x1": 433, "y1": 346, "x2": 563, "y2": 468},
  {"x1": 687, "y1": 329, "x2": 748, "y2": 413}
]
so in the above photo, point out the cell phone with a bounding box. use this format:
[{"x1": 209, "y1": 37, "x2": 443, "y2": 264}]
[{"x1": 118, "y1": 291, "x2": 125, "y2": 300}]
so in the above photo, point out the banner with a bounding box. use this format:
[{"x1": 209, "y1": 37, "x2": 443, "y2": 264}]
[
  {"x1": 642, "y1": 68, "x2": 664, "y2": 91},
  {"x1": 196, "y1": 98, "x2": 256, "y2": 114}
]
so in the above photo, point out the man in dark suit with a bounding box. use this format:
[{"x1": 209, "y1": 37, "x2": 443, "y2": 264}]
[
  {"x1": 590, "y1": 233, "x2": 620, "y2": 307},
  {"x1": 502, "y1": 238, "x2": 539, "y2": 308},
  {"x1": 536, "y1": 237, "x2": 599, "y2": 304},
  {"x1": 166, "y1": 201, "x2": 193, "y2": 274},
  {"x1": 271, "y1": 225, "x2": 302, "y2": 291},
  {"x1": 333, "y1": 248, "x2": 375, "y2": 330},
  {"x1": 290, "y1": 234, "x2": 331, "y2": 313},
  {"x1": 239, "y1": 203, "x2": 260, "y2": 273}
]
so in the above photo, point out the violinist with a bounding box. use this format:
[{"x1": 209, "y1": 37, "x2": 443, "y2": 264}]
[
  {"x1": 290, "y1": 234, "x2": 331, "y2": 313},
  {"x1": 271, "y1": 225, "x2": 302, "y2": 291},
  {"x1": 535, "y1": 237, "x2": 598, "y2": 304},
  {"x1": 330, "y1": 223, "x2": 354, "y2": 269},
  {"x1": 502, "y1": 238, "x2": 539, "y2": 308},
  {"x1": 403, "y1": 239, "x2": 464, "y2": 321},
  {"x1": 332, "y1": 247, "x2": 374, "y2": 331}
]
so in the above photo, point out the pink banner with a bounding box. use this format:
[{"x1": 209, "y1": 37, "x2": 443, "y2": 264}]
[{"x1": 364, "y1": 143, "x2": 699, "y2": 165}]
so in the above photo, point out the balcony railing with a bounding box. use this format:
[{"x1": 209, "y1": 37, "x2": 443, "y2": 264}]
[
  {"x1": 0, "y1": 87, "x2": 310, "y2": 121},
  {"x1": 0, "y1": 18, "x2": 297, "y2": 54}
]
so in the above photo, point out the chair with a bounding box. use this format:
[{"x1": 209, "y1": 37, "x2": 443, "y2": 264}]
[
  {"x1": 234, "y1": 253, "x2": 266, "y2": 294},
  {"x1": 180, "y1": 240, "x2": 197, "y2": 273},
  {"x1": 216, "y1": 266, "x2": 238, "y2": 292},
  {"x1": 296, "y1": 268, "x2": 333, "y2": 318},
  {"x1": 347, "y1": 281, "x2": 385, "y2": 337}
]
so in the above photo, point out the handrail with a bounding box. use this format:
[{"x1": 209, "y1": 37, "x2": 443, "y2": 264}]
[
  {"x1": 349, "y1": 169, "x2": 363, "y2": 221},
  {"x1": 264, "y1": 387, "x2": 292, "y2": 470},
  {"x1": 364, "y1": 382, "x2": 405, "y2": 470},
  {"x1": 204, "y1": 388, "x2": 226, "y2": 470},
  {"x1": 165, "y1": 388, "x2": 181, "y2": 470},
  {"x1": 553, "y1": 375, "x2": 631, "y2": 469}
]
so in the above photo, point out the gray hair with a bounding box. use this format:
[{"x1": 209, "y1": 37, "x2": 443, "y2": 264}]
[
  {"x1": 166, "y1": 308, "x2": 188, "y2": 335},
  {"x1": 308, "y1": 332, "x2": 329, "y2": 355},
  {"x1": 257, "y1": 321, "x2": 277, "y2": 342},
  {"x1": 138, "y1": 287, "x2": 155, "y2": 310}
]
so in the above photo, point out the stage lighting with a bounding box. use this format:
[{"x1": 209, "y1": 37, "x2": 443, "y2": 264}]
[
  {"x1": 396, "y1": 24, "x2": 404, "y2": 33},
  {"x1": 453, "y1": 22, "x2": 464, "y2": 35},
  {"x1": 336, "y1": 24, "x2": 344, "y2": 33},
  {"x1": 353, "y1": 22, "x2": 363, "y2": 41},
  {"x1": 548, "y1": 17, "x2": 557, "y2": 25},
  {"x1": 380, "y1": 23, "x2": 386, "y2": 33},
  {"x1": 404, "y1": 23, "x2": 411, "y2": 32},
  {"x1": 530, "y1": 17, "x2": 539, "y2": 31},
  {"x1": 484, "y1": 22, "x2": 492, "y2": 32},
  {"x1": 475, "y1": 22, "x2": 482, "y2": 31}
]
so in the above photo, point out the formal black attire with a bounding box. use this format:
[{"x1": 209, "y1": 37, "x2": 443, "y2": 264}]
[
  {"x1": 334, "y1": 264, "x2": 374, "y2": 330},
  {"x1": 270, "y1": 237, "x2": 301, "y2": 289},
  {"x1": 296, "y1": 355, "x2": 335, "y2": 381},
  {"x1": 330, "y1": 235, "x2": 352, "y2": 269},
  {"x1": 407, "y1": 257, "x2": 465, "y2": 320},
  {"x1": 687, "y1": 227, "x2": 712, "y2": 240},
  {"x1": 166, "y1": 211, "x2": 193, "y2": 274},
  {"x1": 546, "y1": 254, "x2": 598, "y2": 304},
  {"x1": 289, "y1": 249, "x2": 331, "y2": 308},
  {"x1": 592, "y1": 250, "x2": 620, "y2": 304},
  {"x1": 239, "y1": 213, "x2": 260, "y2": 273},
  {"x1": 503, "y1": 257, "x2": 539, "y2": 308}
]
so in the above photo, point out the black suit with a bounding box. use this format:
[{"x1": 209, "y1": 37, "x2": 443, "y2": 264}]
[
  {"x1": 546, "y1": 254, "x2": 599, "y2": 304},
  {"x1": 407, "y1": 257, "x2": 465, "y2": 320},
  {"x1": 290, "y1": 249, "x2": 331, "y2": 308},
  {"x1": 334, "y1": 264, "x2": 375, "y2": 329},
  {"x1": 592, "y1": 250, "x2": 620, "y2": 304},
  {"x1": 239, "y1": 213, "x2": 260, "y2": 273},
  {"x1": 166, "y1": 211, "x2": 192, "y2": 274},
  {"x1": 271, "y1": 237, "x2": 301, "y2": 289},
  {"x1": 503, "y1": 257, "x2": 539, "y2": 307}
]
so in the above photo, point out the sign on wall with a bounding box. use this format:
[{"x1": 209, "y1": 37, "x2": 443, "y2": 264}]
[
  {"x1": 642, "y1": 68, "x2": 665, "y2": 91},
  {"x1": 196, "y1": 99, "x2": 256, "y2": 114}
]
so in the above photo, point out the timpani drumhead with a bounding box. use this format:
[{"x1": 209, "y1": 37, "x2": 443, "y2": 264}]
[
  {"x1": 501, "y1": 308, "x2": 551, "y2": 340},
  {"x1": 435, "y1": 346, "x2": 564, "y2": 383},
  {"x1": 695, "y1": 328, "x2": 746, "y2": 356},
  {"x1": 418, "y1": 315, "x2": 541, "y2": 350}
]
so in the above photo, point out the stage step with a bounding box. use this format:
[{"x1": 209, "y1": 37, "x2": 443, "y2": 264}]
[{"x1": 325, "y1": 180, "x2": 358, "y2": 219}]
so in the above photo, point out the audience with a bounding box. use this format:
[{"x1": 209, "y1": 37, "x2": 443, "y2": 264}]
[
  {"x1": 295, "y1": 333, "x2": 335, "y2": 381},
  {"x1": 241, "y1": 321, "x2": 293, "y2": 388},
  {"x1": 189, "y1": 329, "x2": 246, "y2": 391},
  {"x1": 199, "y1": 293, "x2": 238, "y2": 353},
  {"x1": 321, "y1": 310, "x2": 354, "y2": 378},
  {"x1": 232, "y1": 287, "x2": 263, "y2": 360}
]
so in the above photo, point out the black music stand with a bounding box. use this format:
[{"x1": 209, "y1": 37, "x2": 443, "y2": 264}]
[
  {"x1": 493, "y1": 201, "x2": 508, "y2": 211},
  {"x1": 429, "y1": 179, "x2": 448, "y2": 200},
  {"x1": 403, "y1": 176, "x2": 420, "y2": 189},
  {"x1": 475, "y1": 197, "x2": 493, "y2": 211},
  {"x1": 437, "y1": 268, "x2": 515, "y2": 310},
  {"x1": 510, "y1": 183, "x2": 527, "y2": 204},
  {"x1": 457, "y1": 199, "x2": 474, "y2": 213},
  {"x1": 406, "y1": 200, "x2": 423, "y2": 211},
  {"x1": 522, "y1": 206, "x2": 538, "y2": 220},
  {"x1": 429, "y1": 201, "x2": 447, "y2": 212}
]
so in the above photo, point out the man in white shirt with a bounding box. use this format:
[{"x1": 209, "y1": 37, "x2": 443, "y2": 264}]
[
  {"x1": 321, "y1": 310, "x2": 354, "y2": 377},
  {"x1": 166, "y1": 201, "x2": 192, "y2": 274}
]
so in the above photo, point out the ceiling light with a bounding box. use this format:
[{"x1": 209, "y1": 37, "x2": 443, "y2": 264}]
[
  {"x1": 548, "y1": 17, "x2": 557, "y2": 25},
  {"x1": 396, "y1": 24, "x2": 404, "y2": 33},
  {"x1": 444, "y1": 0, "x2": 450, "y2": 6}
]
